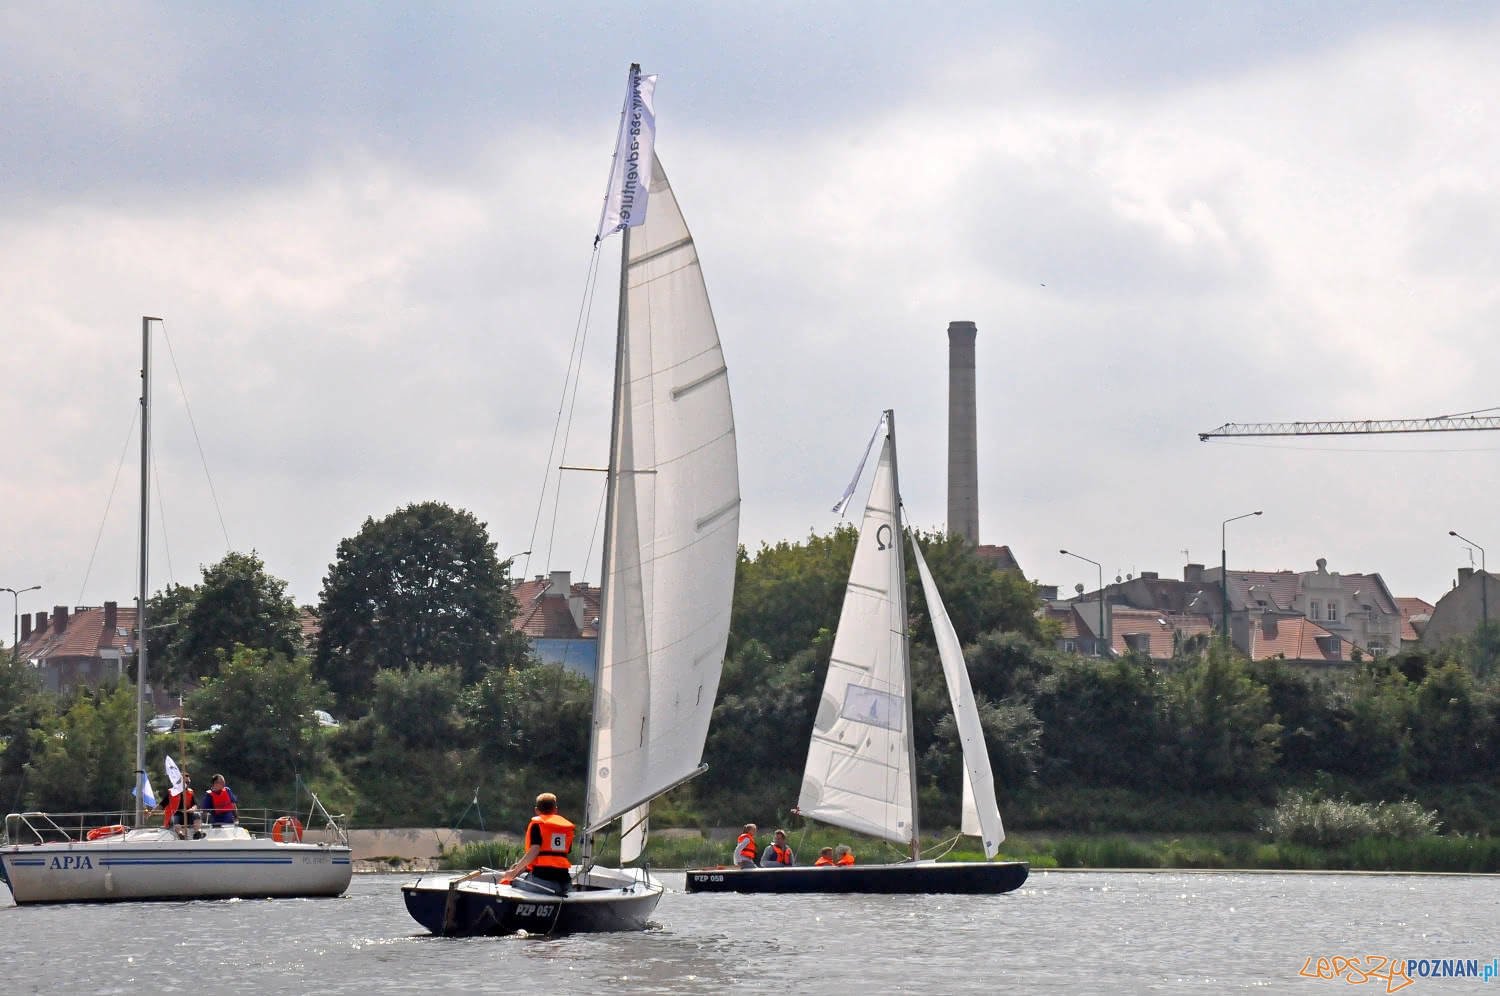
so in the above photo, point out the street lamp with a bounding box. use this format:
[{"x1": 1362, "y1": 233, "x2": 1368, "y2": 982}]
[
  {"x1": 1, "y1": 585, "x2": 41, "y2": 657},
  {"x1": 1221, "y1": 511, "x2": 1263, "y2": 642},
  {"x1": 1449, "y1": 530, "x2": 1487, "y2": 630},
  {"x1": 1060, "y1": 549, "x2": 1105, "y2": 656}
]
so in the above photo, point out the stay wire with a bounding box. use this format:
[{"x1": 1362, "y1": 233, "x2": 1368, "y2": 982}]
[
  {"x1": 159, "y1": 321, "x2": 231, "y2": 550},
  {"x1": 542, "y1": 244, "x2": 607, "y2": 571},
  {"x1": 77, "y1": 406, "x2": 139, "y2": 605},
  {"x1": 523, "y1": 245, "x2": 603, "y2": 580},
  {"x1": 152, "y1": 448, "x2": 176, "y2": 586},
  {"x1": 580, "y1": 476, "x2": 609, "y2": 586}
]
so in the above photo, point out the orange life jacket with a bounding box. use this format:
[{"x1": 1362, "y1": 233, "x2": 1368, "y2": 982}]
[
  {"x1": 527, "y1": 813, "x2": 575, "y2": 871},
  {"x1": 814, "y1": 856, "x2": 835, "y2": 866},
  {"x1": 766, "y1": 843, "x2": 792, "y2": 866},
  {"x1": 162, "y1": 788, "x2": 194, "y2": 826},
  {"x1": 836, "y1": 853, "x2": 855, "y2": 865},
  {"x1": 736, "y1": 832, "x2": 757, "y2": 861},
  {"x1": 206, "y1": 786, "x2": 235, "y2": 815}
]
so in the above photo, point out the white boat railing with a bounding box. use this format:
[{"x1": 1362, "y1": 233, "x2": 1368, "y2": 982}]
[{"x1": 4, "y1": 801, "x2": 349, "y2": 847}]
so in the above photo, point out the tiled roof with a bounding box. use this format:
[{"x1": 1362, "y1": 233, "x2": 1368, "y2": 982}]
[
  {"x1": 1395, "y1": 596, "x2": 1434, "y2": 642},
  {"x1": 299, "y1": 608, "x2": 320, "y2": 645},
  {"x1": 511, "y1": 578, "x2": 600, "y2": 640},
  {"x1": 1042, "y1": 604, "x2": 1080, "y2": 639},
  {"x1": 18, "y1": 605, "x2": 138, "y2": 662},
  {"x1": 1224, "y1": 568, "x2": 1399, "y2": 617},
  {"x1": 1246, "y1": 615, "x2": 1357, "y2": 663},
  {"x1": 1110, "y1": 608, "x2": 1215, "y2": 659},
  {"x1": 975, "y1": 544, "x2": 1023, "y2": 575}
]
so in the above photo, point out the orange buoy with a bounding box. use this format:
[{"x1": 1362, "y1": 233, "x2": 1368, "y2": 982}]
[
  {"x1": 86, "y1": 824, "x2": 128, "y2": 841},
  {"x1": 271, "y1": 816, "x2": 304, "y2": 843}
]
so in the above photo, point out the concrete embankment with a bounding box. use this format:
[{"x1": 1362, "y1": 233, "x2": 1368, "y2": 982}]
[{"x1": 346, "y1": 827, "x2": 516, "y2": 873}]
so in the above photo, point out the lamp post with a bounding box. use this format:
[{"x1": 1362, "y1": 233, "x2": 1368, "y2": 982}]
[
  {"x1": 1221, "y1": 511, "x2": 1263, "y2": 643},
  {"x1": 1, "y1": 585, "x2": 41, "y2": 658},
  {"x1": 1060, "y1": 549, "x2": 1105, "y2": 656},
  {"x1": 1449, "y1": 530, "x2": 1487, "y2": 630}
]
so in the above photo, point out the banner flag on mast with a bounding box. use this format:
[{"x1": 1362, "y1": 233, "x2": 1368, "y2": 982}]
[
  {"x1": 165, "y1": 754, "x2": 184, "y2": 797},
  {"x1": 832, "y1": 412, "x2": 889, "y2": 517},
  {"x1": 595, "y1": 65, "x2": 658, "y2": 243},
  {"x1": 133, "y1": 772, "x2": 158, "y2": 809}
]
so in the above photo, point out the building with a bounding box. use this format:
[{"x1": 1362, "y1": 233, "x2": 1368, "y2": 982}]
[
  {"x1": 1420, "y1": 569, "x2": 1497, "y2": 650},
  {"x1": 1396, "y1": 596, "x2": 1434, "y2": 648},
  {"x1": 1206, "y1": 558, "x2": 1403, "y2": 659},
  {"x1": 511, "y1": 571, "x2": 600, "y2": 678},
  {"x1": 16, "y1": 602, "x2": 142, "y2": 697}
]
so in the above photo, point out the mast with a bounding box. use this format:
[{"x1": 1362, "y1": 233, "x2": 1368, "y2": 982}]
[
  {"x1": 582, "y1": 168, "x2": 635, "y2": 864},
  {"x1": 885, "y1": 409, "x2": 921, "y2": 860},
  {"x1": 134, "y1": 317, "x2": 156, "y2": 827}
]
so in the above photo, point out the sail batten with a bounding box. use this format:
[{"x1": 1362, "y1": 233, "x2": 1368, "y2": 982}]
[{"x1": 587, "y1": 153, "x2": 740, "y2": 831}]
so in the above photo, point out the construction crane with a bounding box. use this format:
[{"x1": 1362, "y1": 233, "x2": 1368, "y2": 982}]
[{"x1": 1199, "y1": 409, "x2": 1500, "y2": 440}]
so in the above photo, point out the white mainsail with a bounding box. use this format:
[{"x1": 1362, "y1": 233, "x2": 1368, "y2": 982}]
[
  {"x1": 587, "y1": 153, "x2": 740, "y2": 831},
  {"x1": 796, "y1": 434, "x2": 914, "y2": 845},
  {"x1": 911, "y1": 537, "x2": 1005, "y2": 858}
]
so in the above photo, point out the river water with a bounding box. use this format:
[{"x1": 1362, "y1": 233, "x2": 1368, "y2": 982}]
[{"x1": 3, "y1": 871, "x2": 1495, "y2": 993}]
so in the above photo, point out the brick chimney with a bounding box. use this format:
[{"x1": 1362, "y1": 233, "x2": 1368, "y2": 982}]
[
  {"x1": 1261, "y1": 615, "x2": 1279, "y2": 639},
  {"x1": 1184, "y1": 563, "x2": 1205, "y2": 583},
  {"x1": 52, "y1": 606, "x2": 69, "y2": 633},
  {"x1": 104, "y1": 601, "x2": 118, "y2": 632},
  {"x1": 34, "y1": 611, "x2": 46, "y2": 634},
  {"x1": 1459, "y1": 567, "x2": 1475, "y2": 584},
  {"x1": 20, "y1": 614, "x2": 31, "y2": 642},
  {"x1": 1140, "y1": 571, "x2": 1159, "y2": 581},
  {"x1": 946, "y1": 320, "x2": 980, "y2": 546}
]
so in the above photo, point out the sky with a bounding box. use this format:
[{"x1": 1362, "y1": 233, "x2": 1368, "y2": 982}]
[{"x1": 3, "y1": 1, "x2": 1499, "y2": 625}]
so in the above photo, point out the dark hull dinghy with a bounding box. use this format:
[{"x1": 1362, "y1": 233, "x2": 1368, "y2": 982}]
[
  {"x1": 685, "y1": 859, "x2": 1027, "y2": 894},
  {"x1": 402, "y1": 867, "x2": 662, "y2": 936}
]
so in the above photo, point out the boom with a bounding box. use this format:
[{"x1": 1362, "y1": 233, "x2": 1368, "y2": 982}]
[{"x1": 1199, "y1": 414, "x2": 1500, "y2": 441}]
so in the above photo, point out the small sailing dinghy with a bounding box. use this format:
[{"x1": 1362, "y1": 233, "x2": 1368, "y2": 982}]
[
  {"x1": 402, "y1": 64, "x2": 740, "y2": 936},
  {"x1": 686, "y1": 411, "x2": 1027, "y2": 895},
  {"x1": 0, "y1": 318, "x2": 352, "y2": 905}
]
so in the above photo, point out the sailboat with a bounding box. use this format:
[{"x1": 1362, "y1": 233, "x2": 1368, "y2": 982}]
[
  {"x1": 685, "y1": 411, "x2": 1027, "y2": 894},
  {"x1": 0, "y1": 317, "x2": 353, "y2": 905},
  {"x1": 401, "y1": 64, "x2": 740, "y2": 936}
]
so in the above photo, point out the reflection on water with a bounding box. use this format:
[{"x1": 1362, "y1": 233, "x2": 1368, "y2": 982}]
[{"x1": 3, "y1": 871, "x2": 1495, "y2": 993}]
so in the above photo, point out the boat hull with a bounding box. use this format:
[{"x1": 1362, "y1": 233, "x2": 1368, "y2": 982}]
[
  {"x1": 1, "y1": 832, "x2": 352, "y2": 904},
  {"x1": 402, "y1": 867, "x2": 662, "y2": 936},
  {"x1": 683, "y1": 860, "x2": 1029, "y2": 894}
]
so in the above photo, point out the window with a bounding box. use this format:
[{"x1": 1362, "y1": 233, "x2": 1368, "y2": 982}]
[
  {"x1": 1309, "y1": 601, "x2": 1321, "y2": 620},
  {"x1": 1062, "y1": 639, "x2": 1076, "y2": 653},
  {"x1": 1328, "y1": 602, "x2": 1338, "y2": 622}
]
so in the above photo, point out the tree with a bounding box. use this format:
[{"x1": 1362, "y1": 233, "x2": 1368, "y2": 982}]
[
  {"x1": 905, "y1": 529, "x2": 1044, "y2": 645},
  {"x1": 188, "y1": 647, "x2": 330, "y2": 784},
  {"x1": 24, "y1": 684, "x2": 136, "y2": 812},
  {"x1": 730, "y1": 528, "x2": 858, "y2": 661},
  {"x1": 314, "y1": 502, "x2": 529, "y2": 710},
  {"x1": 1166, "y1": 646, "x2": 1281, "y2": 793},
  {"x1": 372, "y1": 666, "x2": 462, "y2": 750},
  {"x1": 144, "y1": 552, "x2": 302, "y2": 690}
]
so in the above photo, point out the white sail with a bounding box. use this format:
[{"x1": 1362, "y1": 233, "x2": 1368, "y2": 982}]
[
  {"x1": 587, "y1": 153, "x2": 740, "y2": 830},
  {"x1": 911, "y1": 537, "x2": 1005, "y2": 858},
  {"x1": 796, "y1": 435, "x2": 914, "y2": 845},
  {"x1": 619, "y1": 803, "x2": 649, "y2": 863}
]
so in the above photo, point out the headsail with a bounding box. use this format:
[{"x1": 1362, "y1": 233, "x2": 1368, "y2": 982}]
[
  {"x1": 796, "y1": 433, "x2": 914, "y2": 845},
  {"x1": 620, "y1": 803, "x2": 649, "y2": 863},
  {"x1": 586, "y1": 153, "x2": 741, "y2": 830},
  {"x1": 911, "y1": 537, "x2": 1005, "y2": 858}
]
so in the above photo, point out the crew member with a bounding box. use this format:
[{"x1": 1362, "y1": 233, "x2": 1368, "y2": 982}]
[
  {"x1": 503, "y1": 792, "x2": 575, "y2": 895},
  {"x1": 761, "y1": 829, "x2": 794, "y2": 867},
  {"x1": 814, "y1": 847, "x2": 836, "y2": 866},
  {"x1": 732, "y1": 823, "x2": 758, "y2": 869},
  {"x1": 202, "y1": 774, "x2": 238, "y2": 825},
  {"x1": 162, "y1": 775, "x2": 199, "y2": 835},
  {"x1": 834, "y1": 844, "x2": 855, "y2": 865}
]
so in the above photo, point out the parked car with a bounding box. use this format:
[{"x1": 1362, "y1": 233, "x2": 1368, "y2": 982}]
[
  {"x1": 146, "y1": 716, "x2": 193, "y2": 734},
  {"x1": 313, "y1": 709, "x2": 340, "y2": 729}
]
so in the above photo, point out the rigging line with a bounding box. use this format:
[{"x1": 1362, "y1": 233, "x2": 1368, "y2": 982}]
[
  {"x1": 543, "y1": 242, "x2": 607, "y2": 571},
  {"x1": 1434, "y1": 404, "x2": 1500, "y2": 418},
  {"x1": 580, "y1": 474, "x2": 609, "y2": 586},
  {"x1": 77, "y1": 407, "x2": 139, "y2": 606},
  {"x1": 152, "y1": 448, "x2": 175, "y2": 586},
  {"x1": 1213, "y1": 439, "x2": 1500, "y2": 454},
  {"x1": 523, "y1": 245, "x2": 603, "y2": 581},
  {"x1": 159, "y1": 321, "x2": 231, "y2": 550}
]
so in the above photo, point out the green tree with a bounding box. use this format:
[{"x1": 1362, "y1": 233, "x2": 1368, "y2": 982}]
[
  {"x1": 1032, "y1": 655, "x2": 1173, "y2": 789},
  {"x1": 0, "y1": 655, "x2": 47, "y2": 807},
  {"x1": 1166, "y1": 646, "x2": 1281, "y2": 793},
  {"x1": 314, "y1": 502, "x2": 529, "y2": 710},
  {"x1": 905, "y1": 529, "x2": 1044, "y2": 645},
  {"x1": 372, "y1": 665, "x2": 462, "y2": 750},
  {"x1": 188, "y1": 647, "x2": 329, "y2": 784},
  {"x1": 164, "y1": 552, "x2": 302, "y2": 688},
  {"x1": 730, "y1": 528, "x2": 857, "y2": 661},
  {"x1": 24, "y1": 684, "x2": 136, "y2": 812},
  {"x1": 1408, "y1": 661, "x2": 1490, "y2": 782}
]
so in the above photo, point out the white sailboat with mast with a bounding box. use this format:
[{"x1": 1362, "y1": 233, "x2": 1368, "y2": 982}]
[
  {"x1": 402, "y1": 63, "x2": 739, "y2": 935},
  {"x1": 1, "y1": 317, "x2": 352, "y2": 905},
  {"x1": 686, "y1": 411, "x2": 1027, "y2": 894}
]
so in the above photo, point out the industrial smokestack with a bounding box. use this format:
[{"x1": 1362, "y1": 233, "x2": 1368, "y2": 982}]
[{"x1": 946, "y1": 320, "x2": 979, "y2": 545}]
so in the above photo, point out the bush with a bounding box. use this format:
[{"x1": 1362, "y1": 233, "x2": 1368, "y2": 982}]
[{"x1": 1265, "y1": 790, "x2": 1440, "y2": 847}]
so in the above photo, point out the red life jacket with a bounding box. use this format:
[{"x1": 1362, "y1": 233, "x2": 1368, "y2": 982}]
[
  {"x1": 528, "y1": 813, "x2": 575, "y2": 871},
  {"x1": 162, "y1": 788, "x2": 194, "y2": 826},
  {"x1": 736, "y1": 833, "x2": 757, "y2": 861},
  {"x1": 836, "y1": 853, "x2": 855, "y2": 865},
  {"x1": 766, "y1": 843, "x2": 792, "y2": 866},
  {"x1": 814, "y1": 856, "x2": 835, "y2": 866},
  {"x1": 206, "y1": 786, "x2": 235, "y2": 815}
]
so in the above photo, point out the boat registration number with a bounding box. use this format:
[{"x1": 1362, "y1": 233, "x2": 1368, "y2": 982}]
[{"x1": 693, "y1": 874, "x2": 724, "y2": 883}]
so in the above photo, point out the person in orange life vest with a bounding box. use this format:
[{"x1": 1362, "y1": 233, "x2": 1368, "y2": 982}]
[
  {"x1": 761, "y1": 828, "x2": 794, "y2": 867},
  {"x1": 162, "y1": 775, "x2": 200, "y2": 832},
  {"x1": 732, "y1": 823, "x2": 758, "y2": 869},
  {"x1": 814, "y1": 847, "x2": 836, "y2": 866},
  {"x1": 502, "y1": 792, "x2": 575, "y2": 895},
  {"x1": 203, "y1": 773, "x2": 238, "y2": 825},
  {"x1": 834, "y1": 844, "x2": 855, "y2": 866}
]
